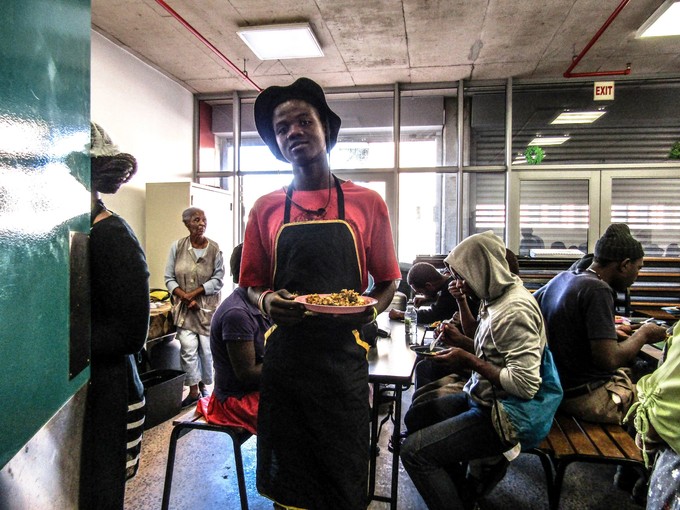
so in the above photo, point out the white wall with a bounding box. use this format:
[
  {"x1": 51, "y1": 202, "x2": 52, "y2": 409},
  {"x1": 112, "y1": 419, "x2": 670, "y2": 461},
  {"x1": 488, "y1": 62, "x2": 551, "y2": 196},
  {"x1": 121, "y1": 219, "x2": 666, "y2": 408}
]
[{"x1": 91, "y1": 30, "x2": 194, "y2": 249}]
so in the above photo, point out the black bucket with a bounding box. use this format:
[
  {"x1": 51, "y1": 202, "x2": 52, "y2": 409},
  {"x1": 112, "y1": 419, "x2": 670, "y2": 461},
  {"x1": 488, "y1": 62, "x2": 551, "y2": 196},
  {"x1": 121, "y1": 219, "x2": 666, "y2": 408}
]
[{"x1": 140, "y1": 369, "x2": 185, "y2": 429}]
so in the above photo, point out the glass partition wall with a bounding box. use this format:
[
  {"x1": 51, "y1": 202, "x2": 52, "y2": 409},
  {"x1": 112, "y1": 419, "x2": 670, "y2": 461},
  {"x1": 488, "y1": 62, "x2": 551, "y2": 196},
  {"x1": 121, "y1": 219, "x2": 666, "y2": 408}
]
[{"x1": 197, "y1": 79, "x2": 680, "y2": 264}]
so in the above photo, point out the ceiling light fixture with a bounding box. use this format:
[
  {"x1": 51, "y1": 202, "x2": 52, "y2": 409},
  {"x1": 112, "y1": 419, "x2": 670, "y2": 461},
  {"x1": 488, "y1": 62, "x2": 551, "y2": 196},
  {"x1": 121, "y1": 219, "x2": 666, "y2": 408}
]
[
  {"x1": 637, "y1": 0, "x2": 680, "y2": 38},
  {"x1": 528, "y1": 136, "x2": 570, "y2": 146},
  {"x1": 551, "y1": 110, "x2": 607, "y2": 125},
  {"x1": 237, "y1": 23, "x2": 324, "y2": 60}
]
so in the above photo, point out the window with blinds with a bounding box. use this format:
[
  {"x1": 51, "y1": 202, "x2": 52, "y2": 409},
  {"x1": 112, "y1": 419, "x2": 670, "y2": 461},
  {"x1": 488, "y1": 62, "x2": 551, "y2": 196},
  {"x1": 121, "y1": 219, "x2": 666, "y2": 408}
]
[
  {"x1": 519, "y1": 180, "x2": 590, "y2": 254},
  {"x1": 468, "y1": 173, "x2": 506, "y2": 239},
  {"x1": 612, "y1": 178, "x2": 680, "y2": 257}
]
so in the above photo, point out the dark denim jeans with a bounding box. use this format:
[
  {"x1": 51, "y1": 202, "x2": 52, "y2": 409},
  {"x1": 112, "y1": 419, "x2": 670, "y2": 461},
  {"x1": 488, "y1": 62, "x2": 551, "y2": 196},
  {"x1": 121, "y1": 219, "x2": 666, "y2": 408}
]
[{"x1": 400, "y1": 392, "x2": 507, "y2": 510}]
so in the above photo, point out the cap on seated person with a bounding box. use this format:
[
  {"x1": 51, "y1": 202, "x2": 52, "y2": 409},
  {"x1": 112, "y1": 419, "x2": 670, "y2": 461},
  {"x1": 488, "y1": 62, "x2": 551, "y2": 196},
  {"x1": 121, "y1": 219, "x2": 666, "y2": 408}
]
[{"x1": 594, "y1": 224, "x2": 644, "y2": 262}]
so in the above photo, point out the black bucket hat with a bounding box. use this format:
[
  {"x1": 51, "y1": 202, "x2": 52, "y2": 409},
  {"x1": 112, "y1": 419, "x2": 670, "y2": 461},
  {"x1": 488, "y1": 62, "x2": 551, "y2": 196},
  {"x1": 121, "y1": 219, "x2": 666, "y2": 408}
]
[{"x1": 254, "y1": 77, "x2": 341, "y2": 162}]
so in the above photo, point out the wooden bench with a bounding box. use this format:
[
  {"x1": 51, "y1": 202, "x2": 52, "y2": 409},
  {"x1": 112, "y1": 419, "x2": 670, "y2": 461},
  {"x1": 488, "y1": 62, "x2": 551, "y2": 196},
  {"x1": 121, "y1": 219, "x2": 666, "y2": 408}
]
[
  {"x1": 525, "y1": 412, "x2": 645, "y2": 510},
  {"x1": 161, "y1": 409, "x2": 253, "y2": 510}
]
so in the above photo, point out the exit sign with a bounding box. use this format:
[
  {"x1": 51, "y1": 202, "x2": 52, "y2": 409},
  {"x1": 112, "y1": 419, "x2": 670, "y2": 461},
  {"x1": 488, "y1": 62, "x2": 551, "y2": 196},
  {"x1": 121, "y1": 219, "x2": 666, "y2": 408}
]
[{"x1": 594, "y1": 81, "x2": 615, "y2": 101}]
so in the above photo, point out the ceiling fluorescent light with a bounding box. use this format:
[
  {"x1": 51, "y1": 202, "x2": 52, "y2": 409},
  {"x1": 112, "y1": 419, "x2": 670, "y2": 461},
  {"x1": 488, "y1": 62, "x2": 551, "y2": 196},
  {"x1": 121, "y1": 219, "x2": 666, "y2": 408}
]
[
  {"x1": 528, "y1": 136, "x2": 570, "y2": 146},
  {"x1": 238, "y1": 23, "x2": 323, "y2": 60},
  {"x1": 551, "y1": 110, "x2": 606, "y2": 125},
  {"x1": 637, "y1": 0, "x2": 680, "y2": 38}
]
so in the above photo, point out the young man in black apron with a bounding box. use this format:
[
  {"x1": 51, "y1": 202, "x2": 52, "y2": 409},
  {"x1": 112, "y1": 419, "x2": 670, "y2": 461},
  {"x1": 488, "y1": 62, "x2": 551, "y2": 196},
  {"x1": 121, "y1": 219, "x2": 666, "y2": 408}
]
[{"x1": 239, "y1": 78, "x2": 401, "y2": 509}]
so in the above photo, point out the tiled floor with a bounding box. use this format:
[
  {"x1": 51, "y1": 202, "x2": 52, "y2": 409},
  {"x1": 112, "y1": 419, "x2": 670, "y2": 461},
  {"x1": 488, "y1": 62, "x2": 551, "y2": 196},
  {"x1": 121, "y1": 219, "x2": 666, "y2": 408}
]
[{"x1": 125, "y1": 386, "x2": 645, "y2": 510}]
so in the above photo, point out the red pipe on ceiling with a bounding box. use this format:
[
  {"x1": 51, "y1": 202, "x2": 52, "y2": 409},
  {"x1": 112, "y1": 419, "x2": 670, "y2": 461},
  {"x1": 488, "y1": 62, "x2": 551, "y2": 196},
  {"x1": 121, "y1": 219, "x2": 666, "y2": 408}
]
[
  {"x1": 154, "y1": 0, "x2": 262, "y2": 91},
  {"x1": 563, "y1": 0, "x2": 632, "y2": 79}
]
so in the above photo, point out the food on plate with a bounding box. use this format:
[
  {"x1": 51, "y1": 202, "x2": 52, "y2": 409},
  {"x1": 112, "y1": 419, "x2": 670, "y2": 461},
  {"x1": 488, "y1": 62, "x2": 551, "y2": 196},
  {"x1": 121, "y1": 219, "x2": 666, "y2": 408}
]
[
  {"x1": 306, "y1": 289, "x2": 365, "y2": 307},
  {"x1": 410, "y1": 345, "x2": 450, "y2": 357},
  {"x1": 429, "y1": 320, "x2": 442, "y2": 329}
]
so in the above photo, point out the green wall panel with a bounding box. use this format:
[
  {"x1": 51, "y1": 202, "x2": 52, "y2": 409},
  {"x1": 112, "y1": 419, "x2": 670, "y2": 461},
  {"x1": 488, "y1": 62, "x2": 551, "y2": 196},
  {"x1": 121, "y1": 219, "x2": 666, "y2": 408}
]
[{"x1": 0, "y1": 0, "x2": 91, "y2": 468}]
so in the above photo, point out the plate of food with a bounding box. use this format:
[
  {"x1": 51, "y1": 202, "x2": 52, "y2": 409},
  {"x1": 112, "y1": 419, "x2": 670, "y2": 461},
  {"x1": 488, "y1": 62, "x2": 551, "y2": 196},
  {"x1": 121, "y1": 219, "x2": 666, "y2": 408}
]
[
  {"x1": 410, "y1": 345, "x2": 450, "y2": 357},
  {"x1": 295, "y1": 290, "x2": 378, "y2": 315},
  {"x1": 627, "y1": 317, "x2": 653, "y2": 325},
  {"x1": 618, "y1": 316, "x2": 667, "y2": 326}
]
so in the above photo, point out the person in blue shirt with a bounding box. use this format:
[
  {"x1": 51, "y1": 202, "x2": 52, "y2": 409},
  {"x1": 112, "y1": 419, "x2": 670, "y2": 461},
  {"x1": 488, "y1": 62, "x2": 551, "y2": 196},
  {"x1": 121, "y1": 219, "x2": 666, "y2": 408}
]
[{"x1": 195, "y1": 244, "x2": 272, "y2": 434}]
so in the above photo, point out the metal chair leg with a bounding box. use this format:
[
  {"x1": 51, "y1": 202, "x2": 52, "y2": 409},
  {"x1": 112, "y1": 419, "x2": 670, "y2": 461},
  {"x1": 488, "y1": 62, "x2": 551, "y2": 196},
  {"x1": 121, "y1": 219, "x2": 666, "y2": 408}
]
[
  {"x1": 161, "y1": 425, "x2": 184, "y2": 510},
  {"x1": 232, "y1": 435, "x2": 249, "y2": 510},
  {"x1": 161, "y1": 423, "x2": 251, "y2": 510}
]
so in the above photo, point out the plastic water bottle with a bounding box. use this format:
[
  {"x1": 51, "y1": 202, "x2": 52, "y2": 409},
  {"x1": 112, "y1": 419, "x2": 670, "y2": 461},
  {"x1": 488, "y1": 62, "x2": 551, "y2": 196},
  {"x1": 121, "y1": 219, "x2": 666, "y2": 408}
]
[{"x1": 404, "y1": 300, "x2": 418, "y2": 345}]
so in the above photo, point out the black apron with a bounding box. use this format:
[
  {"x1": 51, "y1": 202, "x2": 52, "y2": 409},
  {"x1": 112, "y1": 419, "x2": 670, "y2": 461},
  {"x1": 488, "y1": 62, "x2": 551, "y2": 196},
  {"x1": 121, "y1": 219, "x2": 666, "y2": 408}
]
[{"x1": 256, "y1": 176, "x2": 370, "y2": 510}]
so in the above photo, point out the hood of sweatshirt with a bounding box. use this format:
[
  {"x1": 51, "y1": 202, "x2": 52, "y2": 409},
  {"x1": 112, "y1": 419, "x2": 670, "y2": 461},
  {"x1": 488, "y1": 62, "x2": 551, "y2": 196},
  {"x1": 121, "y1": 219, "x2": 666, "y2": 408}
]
[{"x1": 444, "y1": 230, "x2": 519, "y2": 303}]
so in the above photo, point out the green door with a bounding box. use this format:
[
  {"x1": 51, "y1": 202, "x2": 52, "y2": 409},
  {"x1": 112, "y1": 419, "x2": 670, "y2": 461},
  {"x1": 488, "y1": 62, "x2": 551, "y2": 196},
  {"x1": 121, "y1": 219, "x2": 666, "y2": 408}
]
[{"x1": 0, "y1": 0, "x2": 91, "y2": 469}]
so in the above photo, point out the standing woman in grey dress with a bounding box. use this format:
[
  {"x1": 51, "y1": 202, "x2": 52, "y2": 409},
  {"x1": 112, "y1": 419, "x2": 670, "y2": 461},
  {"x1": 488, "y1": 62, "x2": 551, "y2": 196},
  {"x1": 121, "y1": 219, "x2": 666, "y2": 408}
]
[{"x1": 165, "y1": 207, "x2": 224, "y2": 406}]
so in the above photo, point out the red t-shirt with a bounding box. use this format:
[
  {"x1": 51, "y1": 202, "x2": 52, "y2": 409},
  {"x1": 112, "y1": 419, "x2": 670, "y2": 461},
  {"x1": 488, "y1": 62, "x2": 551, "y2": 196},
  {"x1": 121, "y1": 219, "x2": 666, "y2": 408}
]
[{"x1": 240, "y1": 180, "x2": 401, "y2": 291}]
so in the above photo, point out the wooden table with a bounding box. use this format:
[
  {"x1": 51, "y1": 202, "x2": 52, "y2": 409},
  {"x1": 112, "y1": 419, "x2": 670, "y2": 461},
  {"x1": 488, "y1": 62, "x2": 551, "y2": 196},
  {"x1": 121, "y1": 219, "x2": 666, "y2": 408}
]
[
  {"x1": 367, "y1": 314, "x2": 418, "y2": 509},
  {"x1": 145, "y1": 301, "x2": 177, "y2": 368}
]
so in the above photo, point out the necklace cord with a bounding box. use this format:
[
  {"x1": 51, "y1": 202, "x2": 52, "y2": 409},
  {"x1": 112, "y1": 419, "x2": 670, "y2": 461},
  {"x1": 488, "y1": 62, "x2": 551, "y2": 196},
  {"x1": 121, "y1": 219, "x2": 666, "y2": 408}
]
[
  {"x1": 586, "y1": 267, "x2": 602, "y2": 279},
  {"x1": 285, "y1": 172, "x2": 333, "y2": 216}
]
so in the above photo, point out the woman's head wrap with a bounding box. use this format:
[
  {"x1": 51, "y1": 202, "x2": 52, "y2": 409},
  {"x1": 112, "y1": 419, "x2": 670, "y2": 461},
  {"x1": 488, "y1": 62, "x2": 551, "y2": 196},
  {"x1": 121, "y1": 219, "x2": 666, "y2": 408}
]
[{"x1": 90, "y1": 122, "x2": 137, "y2": 194}]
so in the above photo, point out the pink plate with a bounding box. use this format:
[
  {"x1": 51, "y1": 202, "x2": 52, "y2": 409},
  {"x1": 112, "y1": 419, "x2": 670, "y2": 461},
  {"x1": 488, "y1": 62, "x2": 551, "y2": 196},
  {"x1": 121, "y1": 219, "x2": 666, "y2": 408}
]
[{"x1": 295, "y1": 294, "x2": 378, "y2": 315}]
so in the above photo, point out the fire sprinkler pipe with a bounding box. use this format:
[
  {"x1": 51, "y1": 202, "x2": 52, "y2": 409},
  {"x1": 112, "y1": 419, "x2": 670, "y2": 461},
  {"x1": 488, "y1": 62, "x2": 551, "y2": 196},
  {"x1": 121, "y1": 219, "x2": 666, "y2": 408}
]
[
  {"x1": 154, "y1": 0, "x2": 261, "y2": 91},
  {"x1": 563, "y1": 0, "x2": 632, "y2": 78}
]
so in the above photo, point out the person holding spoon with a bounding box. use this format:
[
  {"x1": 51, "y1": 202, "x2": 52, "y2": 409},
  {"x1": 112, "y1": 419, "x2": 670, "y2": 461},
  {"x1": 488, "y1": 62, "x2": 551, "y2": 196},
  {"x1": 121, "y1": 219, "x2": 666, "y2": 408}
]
[
  {"x1": 413, "y1": 248, "x2": 519, "y2": 392},
  {"x1": 165, "y1": 207, "x2": 224, "y2": 406},
  {"x1": 401, "y1": 231, "x2": 546, "y2": 510}
]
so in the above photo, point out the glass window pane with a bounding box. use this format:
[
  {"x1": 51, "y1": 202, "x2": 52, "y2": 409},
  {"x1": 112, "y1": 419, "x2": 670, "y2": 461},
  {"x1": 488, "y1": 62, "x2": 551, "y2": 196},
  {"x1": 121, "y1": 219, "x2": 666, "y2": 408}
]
[
  {"x1": 463, "y1": 172, "x2": 506, "y2": 240},
  {"x1": 398, "y1": 173, "x2": 456, "y2": 262},
  {"x1": 611, "y1": 178, "x2": 680, "y2": 256},
  {"x1": 519, "y1": 180, "x2": 590, "y2": 255},
  {"x1": 197, "y1": 176, "x2": 231, "y2": 190},
  {"x1": 467, "y1": 91, "x2": 506, "y2": 165},
  {"x1": 512, "y1": 83, "x2": 680, "y2": 165},
  {"x1": 241, "y1": 173, "x2": 292, "y2": 221},
  {"x1": 198, "y1": 100, "x2": 222, "y2": 173},
  {"x1": 330, "y1": 94, "x2": 394, "y2": 169},
  {"x1": 399, "y1": 89, "x2": 458, "y2": 168},
  {"x1": 239, "y1": 101, "x2": 291, "y2": 172}
]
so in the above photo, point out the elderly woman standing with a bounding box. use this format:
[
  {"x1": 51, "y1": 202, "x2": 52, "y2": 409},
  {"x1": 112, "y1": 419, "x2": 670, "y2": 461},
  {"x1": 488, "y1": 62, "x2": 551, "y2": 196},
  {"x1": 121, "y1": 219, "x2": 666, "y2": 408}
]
[{"x1": 165, "y1": 207, "x2": 224, "y2": 407}]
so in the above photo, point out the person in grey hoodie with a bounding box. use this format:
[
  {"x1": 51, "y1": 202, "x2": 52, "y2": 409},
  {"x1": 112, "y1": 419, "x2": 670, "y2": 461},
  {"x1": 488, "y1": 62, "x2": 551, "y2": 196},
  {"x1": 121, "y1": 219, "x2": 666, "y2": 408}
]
[{"x1": 400, "y1": 231, "x2": 546, "y2": 510}]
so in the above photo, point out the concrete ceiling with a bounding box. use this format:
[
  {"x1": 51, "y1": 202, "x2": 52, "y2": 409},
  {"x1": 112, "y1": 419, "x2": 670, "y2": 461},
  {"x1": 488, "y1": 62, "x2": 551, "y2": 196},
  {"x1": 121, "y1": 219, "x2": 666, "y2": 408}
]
[{"x1": 92, "y1": 0, "x2": 680, "y2": 94}]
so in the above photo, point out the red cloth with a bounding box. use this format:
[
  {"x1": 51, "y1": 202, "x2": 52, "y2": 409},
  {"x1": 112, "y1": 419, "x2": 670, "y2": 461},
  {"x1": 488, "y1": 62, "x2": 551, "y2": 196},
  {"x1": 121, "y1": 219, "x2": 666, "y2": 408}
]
[
  {"x1": 195, "y1": 393, "x2": 259, "y2": 435},
  {"x1": 240, "y1": 181, "x2": 401, "y2": 291}
]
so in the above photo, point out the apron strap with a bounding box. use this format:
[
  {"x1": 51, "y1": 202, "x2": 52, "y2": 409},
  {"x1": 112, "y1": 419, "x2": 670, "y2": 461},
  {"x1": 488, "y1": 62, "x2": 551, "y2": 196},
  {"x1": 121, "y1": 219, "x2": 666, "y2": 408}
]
[{"x1": 284, "y1": 174, "x2": 344, "y2": 224}]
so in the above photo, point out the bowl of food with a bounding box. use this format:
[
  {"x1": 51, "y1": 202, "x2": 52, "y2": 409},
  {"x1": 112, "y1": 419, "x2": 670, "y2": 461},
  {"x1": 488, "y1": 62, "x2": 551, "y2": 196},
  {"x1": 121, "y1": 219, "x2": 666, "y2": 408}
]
[
  {"x1": 410, "y1": 345, "x2": 450, "y2": 358},
  {"x1": 425, "y1": 320, "x2": 442, "y2": 331}
]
